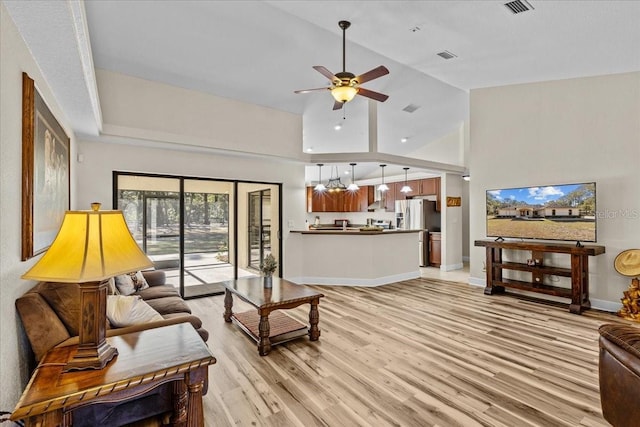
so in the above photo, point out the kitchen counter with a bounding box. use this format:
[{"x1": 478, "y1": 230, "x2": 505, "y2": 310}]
[
  {"x1": 285, "y1": 229, "x2": 421, "y2": 286},
  {"x1": 291, "y1": 229, "x2": 420, "y2": 235}
]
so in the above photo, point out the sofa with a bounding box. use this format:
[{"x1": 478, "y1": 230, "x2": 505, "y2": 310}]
[
  {"x1": 16, "y1": 270, "x2": 209, "y2": 426},
  {"x1": 598, "y1": 323, "x2": 640, "y2": 427}
]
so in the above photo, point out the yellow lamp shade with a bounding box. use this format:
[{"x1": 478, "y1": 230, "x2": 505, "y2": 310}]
[
  {"x1": 331, "y1": 85, "x2": 358, "y2": 103},
  {"x1": 22, "y1": 210, "x2": 153, "y2": 283}
]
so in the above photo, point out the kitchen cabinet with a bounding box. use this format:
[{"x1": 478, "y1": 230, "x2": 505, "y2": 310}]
[
  {"x1": 383, "y1": 184, "x2": 396, "y2": 212},
  {"x1": 429, "y1": 232, "x2": 441, "y2": 267},
  {"x1": 418, "y1": 177, "x2": 441, "y2": 211},
  {"x1": 307, "y1": 186, "x2": 374, "y2": 212}
]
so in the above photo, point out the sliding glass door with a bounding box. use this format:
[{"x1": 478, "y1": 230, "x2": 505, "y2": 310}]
[
  {"x1": 181, "y1": 180, "x2": 235, "y2": 297},
  {"x1": 115, "y1": 172, "x2": 281, "y2": 298}
]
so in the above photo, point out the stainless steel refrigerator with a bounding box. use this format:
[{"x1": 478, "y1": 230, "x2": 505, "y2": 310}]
[{"x1": 395, "y1": 199, "x2": 441, "y2": 267}]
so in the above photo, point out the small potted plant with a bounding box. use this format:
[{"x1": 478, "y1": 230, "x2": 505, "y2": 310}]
[{"x1": 260, "y1": 253, "x2": 278, "y2": 288}]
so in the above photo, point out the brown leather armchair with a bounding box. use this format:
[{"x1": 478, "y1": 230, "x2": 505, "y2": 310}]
[{"x1": 598, "y1": 323, "x2": 640, "y2": 427}]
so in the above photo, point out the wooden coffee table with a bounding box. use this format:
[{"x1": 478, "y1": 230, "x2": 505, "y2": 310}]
[{"x1": 222, "y1": 276, "x2": 324, "y2": 356}]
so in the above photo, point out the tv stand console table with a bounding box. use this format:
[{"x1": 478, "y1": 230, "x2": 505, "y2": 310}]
[{"x1": 475, "y1": 240, "x2": 605, "y2": 314}]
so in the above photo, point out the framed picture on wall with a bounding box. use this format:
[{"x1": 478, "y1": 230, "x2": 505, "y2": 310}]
[{"x1": 21, "y1": 72, "x2": 70, "y2": 261}]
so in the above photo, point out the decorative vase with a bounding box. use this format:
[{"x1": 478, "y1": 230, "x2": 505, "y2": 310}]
[{"x1": 263, "y1": 274, "x2": 273, "y2": 288}]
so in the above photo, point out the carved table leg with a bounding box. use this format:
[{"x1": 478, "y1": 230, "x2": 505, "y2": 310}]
[
  {"x1": 258, "y1": 312, "x2": 271, "y2": 356},
  {"x1": 309, "y1": 299, "x2": 321, "y2": 341},
  {"x1": 185, "y1": 367, "x2": 207, "y2": 427},
  {"x1": 169, "y1": 379, "x2": 188, "y2": 427},
  {"x1": 223, "y1": 289, "x2": 233, "y2": 322}
]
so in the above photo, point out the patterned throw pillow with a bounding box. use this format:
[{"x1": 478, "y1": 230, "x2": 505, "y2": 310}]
[{"x1": 114, "y1": 271, "x2": 149, "y2": 296}]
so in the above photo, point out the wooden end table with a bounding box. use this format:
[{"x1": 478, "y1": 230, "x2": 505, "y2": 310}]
[
  {"x1": 222, "y1": 276, "x2": 324, "y2": 356},
  {"x1": 11, "y1": 323, "x2": 216, "y2": 427}
]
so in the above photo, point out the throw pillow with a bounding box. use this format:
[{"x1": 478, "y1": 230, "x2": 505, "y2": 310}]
[
  {"x1": 114, "y1": 271, "x2": 149, "y2": 296},
  {"x1": 106, "y1": 295, "x2": 164, "y2": 327},
  {"x1": 106, "y1": 277, "x2": 120, "y2": 295}
]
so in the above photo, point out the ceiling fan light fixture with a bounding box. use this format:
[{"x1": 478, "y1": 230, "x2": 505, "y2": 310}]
[{"x1": 331, "y1": 86, "x2": 358, "y2": 103}]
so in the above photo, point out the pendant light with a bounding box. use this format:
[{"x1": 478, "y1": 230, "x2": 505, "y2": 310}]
[
  {"x1": 378, "y1": 164, "x2": 389, "y2": 192},
  {"x1": 347, "y1": 163, "x2": 359, "y2": 191},
  {"x1": 314, "y1": 164, "x2": 326, "y2": 192},
  {"x1": 400, "y1": 167, "x2": 412, "y2": 193},
  {"x1": 326, "y1": 166, "x2": 347, "y2": 192}
]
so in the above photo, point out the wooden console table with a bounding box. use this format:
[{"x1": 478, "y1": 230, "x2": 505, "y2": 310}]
[
  {"x1": 475, "y1": 240, "x2": 605, "y2": 314},
  {"x1": 11, "y1": 323, "x2": 216, "y2": 427}
]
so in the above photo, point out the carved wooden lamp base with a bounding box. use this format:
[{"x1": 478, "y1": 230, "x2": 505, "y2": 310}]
[{"x1": 64, "y1": 280, "x2": 118, "y2": 372}]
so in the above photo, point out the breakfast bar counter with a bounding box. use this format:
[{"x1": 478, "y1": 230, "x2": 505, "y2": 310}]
[{"x1": 286, "y1": 229, "x2": 421, "y2": 286}]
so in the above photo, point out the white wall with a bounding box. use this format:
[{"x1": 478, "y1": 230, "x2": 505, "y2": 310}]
[
  {"x1": 76, "y1": 140, "x2": 306, "y2": 278},
  {"x1": 96, "y1": 69, "x2": 303, "y2": 160},
  {"x1": 469, "y1": 72, "x2": 640, "y2": 310},
  {"x1": 0, "y1": 4, "x2": 77, "y2": 409},
  {"x1": 441, "y1": 173, "x2": 463, "y2": 271},
  {"x1": 407, "y1": 123, "x2": 466, "y2": 166}
]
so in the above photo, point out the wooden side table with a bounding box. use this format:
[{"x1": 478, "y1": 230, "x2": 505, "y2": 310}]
[{"x1": 11, "y1": 323, "x2": 216, "y2": 427}]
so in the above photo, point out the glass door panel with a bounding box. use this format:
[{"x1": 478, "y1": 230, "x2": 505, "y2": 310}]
[
  {"x1": 182, "y1": 180, "x2": 234, "y2": 297},
  {"x1": 238, "y1": 183, "x2": 279, "y2": 278},
  {"x1": 248, "y1": 189, "x2": 271, "y2": 270}
]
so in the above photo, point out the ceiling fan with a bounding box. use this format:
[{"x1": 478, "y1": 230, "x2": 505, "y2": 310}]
[{"x1": 295, "y1": 20, "x2": 390, "y2": 110}]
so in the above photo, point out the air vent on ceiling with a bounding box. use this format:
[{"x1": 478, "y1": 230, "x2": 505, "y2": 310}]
[
  {"x1": 437, "y1": 50, "x2": 457, "y2": 60},
  {"x1": 504, "y1": 0, "x2": 534, "y2": 14},
  {"x1": 402, "y1": 104, "x2": 420, "y2": 113}
]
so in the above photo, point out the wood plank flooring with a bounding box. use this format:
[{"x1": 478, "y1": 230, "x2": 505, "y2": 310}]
[{"x1": 188, "y1": 278, "x2": 625, "y2": 427}]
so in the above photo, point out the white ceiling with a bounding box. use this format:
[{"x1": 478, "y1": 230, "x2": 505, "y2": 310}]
[{"x1": 5, "y1": 1, "x2": 640, "y2": 181}]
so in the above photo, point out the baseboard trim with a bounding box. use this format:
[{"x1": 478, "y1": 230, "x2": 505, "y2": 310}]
[
  {"x1": 441, "y1": 263, "x2": 464, "y2": 272},
  {"x1": 468, "y1": 276, "x2": 486, "y2": 287},
  {"x1": 286, "y1": 271, "x2": 421, "y2": 287}
]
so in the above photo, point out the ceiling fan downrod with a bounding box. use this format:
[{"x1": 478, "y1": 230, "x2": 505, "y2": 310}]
[{"x1": 339, "y1": 20, "x2": 351, "y2": 73}]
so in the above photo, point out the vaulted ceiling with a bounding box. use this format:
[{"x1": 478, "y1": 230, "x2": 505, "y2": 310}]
[{"x1": 5, "y1": 0, "x2": 640, "y2": 179}]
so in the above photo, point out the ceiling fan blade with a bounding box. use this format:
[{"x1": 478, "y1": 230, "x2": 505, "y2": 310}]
[
  {"x1": 313, "y1": 66, "x2": 338, "y2": 82},
  {"x1": 357, "y1": 87, "x2": 389, "y2": 102},
  {"x1": 333, "y1": 101, "x2": 345, "y2": 110},
  {"x1": 355, "y1": 66, "x2": 389, "y2": 84},
  {"x1": 294, "y1": 87, "x2": 329, "y2": 94}
]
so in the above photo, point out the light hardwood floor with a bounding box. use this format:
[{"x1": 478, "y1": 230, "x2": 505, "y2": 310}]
[{"x1": 190, "y1": 277, "x2": 622, "y2": 427}]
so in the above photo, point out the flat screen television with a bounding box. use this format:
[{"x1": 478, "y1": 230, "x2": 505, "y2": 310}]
[{"x1": 486, "y1": 182, "x2": 596, "y2": 243}]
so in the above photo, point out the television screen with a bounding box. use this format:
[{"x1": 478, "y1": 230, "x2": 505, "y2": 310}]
[{"x1": 486, "y1": 182, "x2": 596, "y2": 242}]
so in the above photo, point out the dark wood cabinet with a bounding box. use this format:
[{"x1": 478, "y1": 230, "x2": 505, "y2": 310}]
[
  {"x1": 429, "y1": 232, "x2": 441, "y2": 267},
  {"x1": 418, "y1": 177, "x2": 441, "y2": 211},
  {"x1": 419, "y1": 178, "x2": 438, "y2": 196},
  {"x1": 307, "y1": 186, "x2": 374, "y2": 212}
]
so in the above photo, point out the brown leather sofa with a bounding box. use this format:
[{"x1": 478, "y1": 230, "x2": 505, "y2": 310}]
[
  {"x1": 598, "y1": 323, "x2": 640, "y2": 427},
  {"x1": 16, "y1": 270, "x2": 209, "y2": 426}
]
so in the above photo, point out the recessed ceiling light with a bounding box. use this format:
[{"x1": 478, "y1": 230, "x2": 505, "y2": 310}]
[
  {"x1": 306, "y1": 147, "x2": 313, "y2": 152},
  {"x1": 401, "y1": 137, "x2": 408, "y2": 143},
  {"x1": 334, "y1": 123, "x2": 342, "y2": 131}
]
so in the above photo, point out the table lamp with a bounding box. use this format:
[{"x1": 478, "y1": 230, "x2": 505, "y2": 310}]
[{"x1": 22, "y1": 203, "x2": 153, "y2": 371}]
